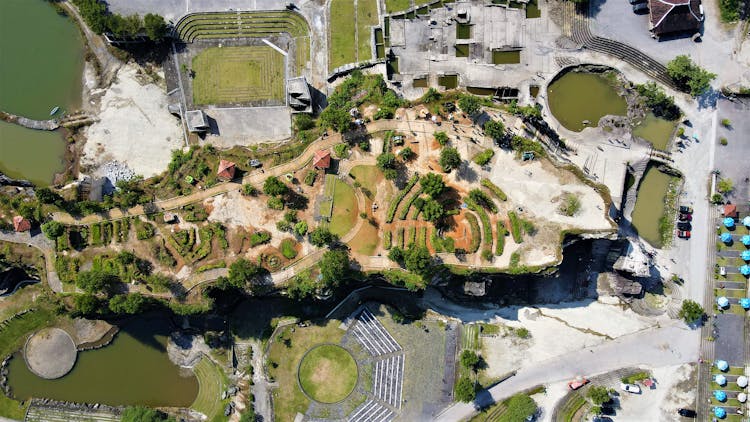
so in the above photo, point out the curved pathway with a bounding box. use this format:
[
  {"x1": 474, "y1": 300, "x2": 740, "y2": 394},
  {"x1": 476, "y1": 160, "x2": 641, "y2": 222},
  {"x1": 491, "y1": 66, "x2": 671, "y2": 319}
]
[{"x1": 0, "y1": 231, "x2": 62, "y2": 293}]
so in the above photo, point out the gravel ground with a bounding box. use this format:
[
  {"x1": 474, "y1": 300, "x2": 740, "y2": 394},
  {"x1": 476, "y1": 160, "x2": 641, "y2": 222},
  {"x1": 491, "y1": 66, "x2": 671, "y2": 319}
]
[{"x1": 24, "y1": 328, "x2": 77, "y2": 379}]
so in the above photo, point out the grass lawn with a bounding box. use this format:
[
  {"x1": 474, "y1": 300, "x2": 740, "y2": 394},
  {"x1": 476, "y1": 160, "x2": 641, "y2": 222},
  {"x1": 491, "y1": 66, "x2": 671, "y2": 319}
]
[
  {"x1": 348, "y1": 210, "x2": 379, "y2": 255},
  {"x1": 558, "y1": 393, "x2": 588, "y2": 422},
  {"x1": 192, "y1": 46, "x2": 285, "y2": 105},
  {"x1": 298, "y1": 344, "x2": 358, "y2": 403},
  {"x1": 349, "y1": 165, "x2": 382, "y2": 195},
  {"x1": 329, "y1": 0, "x2": 357, "y2": 70},
  {"x1": 386, "y1": 0, "x2": 412, "y2": 13},
  {"x1": 269, "y1": 321, "x2": 345, "y2": 421},
  {"x1": 462, "y1": 324, "x2": 479, "y2": 350},
  {"x1": 357, "y1": 0, "x2": 379, "y2": 61},
  {"x1": 330, "y1": 180, "x2": 358, "y2": 237},
  {"x1": 191, "y1": 356, "x2": 228, "y2": 421}
]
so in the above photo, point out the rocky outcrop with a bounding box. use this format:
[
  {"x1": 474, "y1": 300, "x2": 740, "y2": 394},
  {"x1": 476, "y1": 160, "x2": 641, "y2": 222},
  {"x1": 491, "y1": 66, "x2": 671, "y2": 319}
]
[{"x1": 0, "y1": 172, "x2": 33, "y2": 187}]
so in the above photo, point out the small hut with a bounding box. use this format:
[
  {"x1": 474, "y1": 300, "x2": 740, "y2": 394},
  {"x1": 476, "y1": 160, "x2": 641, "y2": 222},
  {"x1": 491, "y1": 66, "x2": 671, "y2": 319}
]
[
  {"x1": 723, "y1": 204, "x2": 739, "y2": 219},
  {"x1": 313, "y1": 150, "x2": 331, "y2": 170},
  {"x1": 217, "y1": 160, "x2": 236, "y2": 180},
  {"x1": 12, "y1": 216, "x2": 31, "y2": 232}
]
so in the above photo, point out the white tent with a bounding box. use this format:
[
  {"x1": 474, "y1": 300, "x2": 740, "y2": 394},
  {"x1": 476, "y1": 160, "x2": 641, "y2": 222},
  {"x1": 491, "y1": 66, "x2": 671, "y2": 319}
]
[
  {"x1": 738, "y1": 393, "x2": 747, "y2": 403},
  {"x1": 738, "y1": 376, "x2": 748, "y2": 388}
]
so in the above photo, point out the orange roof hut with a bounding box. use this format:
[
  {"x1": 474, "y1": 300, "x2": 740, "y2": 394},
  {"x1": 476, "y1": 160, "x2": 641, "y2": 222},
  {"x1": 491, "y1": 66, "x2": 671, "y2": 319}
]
[
  {"x1": 724, "y1": 204, "x2": 738, "y2": 218},
  {"x1": 12, "y1": 216, "x2": 31, "y2": 232},
  {"x1": 313, "y1": 150, "x2": 331, "y2": 169},
  {"x1": 217, "y1": 160, "x2": 236, "y2": 180}
]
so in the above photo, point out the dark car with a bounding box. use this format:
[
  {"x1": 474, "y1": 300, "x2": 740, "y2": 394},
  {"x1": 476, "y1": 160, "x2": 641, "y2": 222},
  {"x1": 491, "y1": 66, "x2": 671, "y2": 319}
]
[
  {"x1": 679, "y1": 205, "x2": 694, "y2": 214},
  {"x1": 677, "y1": 222, "x2": 692, "y2": 231},
  {"x1": 633, "y1": 2, "x2": 649, "y2": 13},
  {"x1": 678, "y1": 408, "x2": 697, "y2": 418},
  {"x1": 679, "y1": 213, "x2": 692, "y2": 221},
  {"x1": 677, "y1": 230, "x2": 691, "y2": 239}
]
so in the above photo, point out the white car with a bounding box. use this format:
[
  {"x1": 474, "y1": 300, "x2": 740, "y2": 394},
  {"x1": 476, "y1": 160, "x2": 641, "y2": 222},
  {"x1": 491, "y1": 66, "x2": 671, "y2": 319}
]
[
  {"x1": 720, "y1": 267, "x2": 727, "y2": 276},
  {"x1": 620, "y1": 383, "x2": 641, "y2": 394}
]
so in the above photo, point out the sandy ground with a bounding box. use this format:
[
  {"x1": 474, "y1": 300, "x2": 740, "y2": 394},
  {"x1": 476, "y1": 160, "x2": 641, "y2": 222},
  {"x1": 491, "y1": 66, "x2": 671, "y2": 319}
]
[
  {"x1": 609, "y1": 364, "x2": 696, "y2": 422},
  {"x1": 481, "y1": 300, "x2": 657, "y2": 380},
  {"x1": 82, "y1": 64, "x2": 183, "y2": 178}
]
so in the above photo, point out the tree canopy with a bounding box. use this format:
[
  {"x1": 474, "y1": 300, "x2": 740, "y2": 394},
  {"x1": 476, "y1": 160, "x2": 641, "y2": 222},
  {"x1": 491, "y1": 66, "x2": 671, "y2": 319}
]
[
  {"x1": 678, "y1": 299, "x2": 704, "y2": 323},
  {"x1": 458, "y1": 95, "x2": 481, "y2": 116},
  {"x1": 318, "y1": 249, "x2": 350, "y2": 288},
  {"x1": 421, "y1": 199, "x2": 444, "y2": 222},
  {"x1": 143, "y1": 14, "x2": 167, "y2": 41},
  {"x1": 455, "y1": 376, "x2": 476, "y2": 402},
  {"x1": 439, "y1": 147, "x2": 462, "y2": 172},
  {"x1": 587, "y1": 386, "x2": 611, "y2": 405},
  {"x1": 108, "y1": 294, "x2": 148, "y2": 314},
  {"x1": 666, "y1": 55, "x2": 716, "y2": 96},
  {"x1": 460, "y1": 349, "x2": 480, "y2": 370},
  {"x1": 309, "y1": 226, "x2": 337, "y2": 247},
  {"x1": 484, "y1": 120, "x2": 505, "y2": 140},
  {"x1": 263, "y1": 176, "x2": 289, "y2": 196},
  {"x1": 504, "y1": 394, "x2": 538, "y2": 422},
  {"x1": 41, "y1": 221, "x2": 65, "y2": 240},
  {"x1": 403, "y1": 244, "x2": 432, "y2": 277},
  {"x1": 220, "y1": 258, "x2": 263, "y2": 291},
  {"x1": 121, "y1": 406, "x2": 172, "y2": 422},
  {"x1": 76, "y1": 270, "x2": 117, "y2": 294},
  {"x1": 420, "y1": 173, "x2": 446, "y2": 198}
]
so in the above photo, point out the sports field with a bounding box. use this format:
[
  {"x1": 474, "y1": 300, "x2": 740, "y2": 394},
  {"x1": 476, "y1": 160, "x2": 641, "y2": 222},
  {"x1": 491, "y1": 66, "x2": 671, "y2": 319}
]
[{"x1": 191, "y1": 46, "x2": 285, "y2": 106}]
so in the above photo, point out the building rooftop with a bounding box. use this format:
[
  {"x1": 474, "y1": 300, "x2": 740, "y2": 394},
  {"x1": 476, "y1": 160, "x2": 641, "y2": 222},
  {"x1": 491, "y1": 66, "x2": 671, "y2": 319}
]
[
  {"x1": 186, "y1": 110, "x2": 209, "y2": 132},
  {"x1": 649, "y1": 0, "x2": 702, "y2": 36}
]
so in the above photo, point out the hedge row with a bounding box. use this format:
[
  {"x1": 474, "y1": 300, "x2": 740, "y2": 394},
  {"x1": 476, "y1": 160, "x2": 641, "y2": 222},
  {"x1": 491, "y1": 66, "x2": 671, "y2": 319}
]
[
  {"x1": 508, "y1": 211, "x2": 523, "y2": 244},
  {"x1": 396, "y1": 227, "x2": 405, "y2": 249},
  {"x1": 481, "y1": 178, "x2": 507, "y2": 201},
  {"x1": 386, "y1": 174, "x2": 420, "y2": 223},
  {"x1": 465, "y1": 213, "x2": 481, "y2": 253},
  {"x1": 399, "y1": 189, "x2": 424, "y2": 220},
  {"x1": 495, "y1": 222, "x2": 506, "y2": 256},
  {"x1": 384, "y1": 231, "x2": 392, "y2": 250},
  {"x1": 466, "y1": 198, "x2": 493, "y2": 247}
]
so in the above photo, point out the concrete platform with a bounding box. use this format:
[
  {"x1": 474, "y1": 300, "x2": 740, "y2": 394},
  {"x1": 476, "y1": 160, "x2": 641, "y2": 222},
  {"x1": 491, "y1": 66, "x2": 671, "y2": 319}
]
[{"x1": 24, "y1": 328, "x2": 77, "y2": 379}]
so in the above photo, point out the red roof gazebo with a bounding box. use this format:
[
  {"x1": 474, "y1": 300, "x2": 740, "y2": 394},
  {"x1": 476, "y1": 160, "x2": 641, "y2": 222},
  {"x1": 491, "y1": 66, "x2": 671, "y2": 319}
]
[
  {"x1": 217, "y1": 160, "x2": 236, "y2": 180},
  {"x1": 12, "y1": 216, "x2": 31, "y2": 232},
  {"x1": 313, "y1": 150, "x2": 331, "y2": 169},
  {"x1": 724, "y1": 204, "x2": 738, "y2": 218}
]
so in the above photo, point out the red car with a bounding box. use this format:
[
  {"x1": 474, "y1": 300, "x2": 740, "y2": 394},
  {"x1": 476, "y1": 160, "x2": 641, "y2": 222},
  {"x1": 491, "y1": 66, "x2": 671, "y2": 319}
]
[
  {"x1": 678, "y1": 213, "x2": 692, "y2": 222},
  {"x1": 568, "y1": 378, "x2": 590, "y2": 390},
  {"x1": 677, "y1": 230, "x2": 691, "y2": 239}
]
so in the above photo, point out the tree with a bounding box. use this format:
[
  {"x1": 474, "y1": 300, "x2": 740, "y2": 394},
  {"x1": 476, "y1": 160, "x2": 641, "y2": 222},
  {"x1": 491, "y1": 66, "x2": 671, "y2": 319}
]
[
  {"x1": 455, "y1": 376, "x2": 476, "y2": 402},
  {"x1": 318, "y1": 249, "x2": 350, "y2": 288},
  {"x1": 666, "y1": 55, "x2": 716, "y2": 96},
  {"x1": 460, "y1": 349, "x2": 480, "y2": 370},
  {"x1": 587, "y1": 386, "x2": 611, "y2": 405},
  {"x1": 458, "y1": 95, "x2": 481, "y2": 116},
  {"x1": 263, "y1": 176, "x2": 289, "y2": 196},
  {"x1": 398, "y1": 147, "x2": 415, "y2": 161},
  {"x1": 109, "y1": 294, "x2": 148, "y2": 314},
  {"x1": 718, "y1": 178, "x2": 733, "y2": 194},
  {"x1": 404, "y1": 244, "x2": 432, "y2": 277},
  {"x1": 286, "y1": 271, "x2": 317, "y2": 300},
  {"x1": 678, "y1": 299, "x2": 705, "y2": 323},
  {"x1": 376, "y1": 152, "x2": 397, "y2": 170},
  {"x1": 434, "y1": 131, "x2": 449, "y2": 146},
  {"x1": 421, "y1": 199, "x2": 444, "y2": 222},
  {"x1": 74, "y1": 294, "x2": 100, "y2": 316},
  {"x1": 439, "y1": 147, "x2": 462, "y2": 172},
  {"x1": 635, "y1": 82, "x2": 680, "y2": 120},
  {"x1": 76, "y1": 270, "x2": 117, "y2": 294},
  {"x1": 484, "y1": 120, "x2": 505, "y2": 140},
  {"x1": 35, "y1": 187, "x2": 63, "y2": 205},
  {"x1": 420, "y1": 173, "x2": 446, "y2": 198},
  {"x1": 143, "y1": 14, "x2": 167, "y2": 41},
  {"x1": 223, "y1": 258, "x2": 263, "y2": 290},
  {"x1": 121, "y1": 406, "x2": 171, "y2": 422},
  {"x1": 309, "y1": 226, "x2": 337, "y2": 247},
  {"x1": 41, "y1": 221, "x2": 65, "y2": 240},
  {"x1": 388, "y1": 247, "x2": 404, "y2": 263},
  {"x1": 320, "y1": 106, "x2": 351, "y2": 133},
  {"x1": 468, "y1": 189, "x2": 495, "y2": 211},
  {"x1": 294, "y1": 113, "x2": 315, "y2": 131},
  {"x1": 504, "y1": 394, "x2": 538, "y2": 421},
  {"x1": 294, "y1": 221, "x2": 308, "y2": 236},
  {"x1": 422, "y1": 87, "x2": 441, "y2": 103}
]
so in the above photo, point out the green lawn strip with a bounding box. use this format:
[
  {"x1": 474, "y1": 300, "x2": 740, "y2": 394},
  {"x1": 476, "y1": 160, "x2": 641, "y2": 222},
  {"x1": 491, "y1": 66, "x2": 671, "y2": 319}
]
[
  {"x1": 357, "y1": 0, "x2": 379, "y2": 61},
  {"x1": 715, "y1": 288, "x2": 745, "y2": 299},
  {"x1": 621, "y1": 371, "x2": 651, "y2": 384},
  {"x1": 330, "y1": 180, "x2": 358, "y2": 237},
  {"x1": 417, "y1": 226, "x2": 427, "y2": 248},
  {"x1": 298, "y1": 345, "x2": 357, "y2": 403},
  {"x1": 478, "y1": 323, "x2": 500, "y2": 335},
  {"x1": 399, "y1": 189, "x2": 424, "y2": 220},
  {"x1": 508, "y1": 211, "x2": 523, "y2": 243},
  {"x1": 465, "y1": 212, "x2": 481, "y2": 253},
  {"x1": 386, "y1": 175, "x2": 420, "y2": 223},
  {"x1": 386, "y1": 0, "x2": 412, "y2": 13},
  {"x1": 329, "y1": 0, "x2": 357, "y2": 70},
  {"x1": 712, "y1": 366, "x2": 746, "y2": 376},
  {"x1": 191, "y1": 356, "x2": 227, "y2": 420},
  {"x1": 495, "y1": 222, "x2": 506, "y2": 256},
  {"x1": 465, "y1": 198, "x2": 492, "y2": 247},
  {"x1": 481, "y1": 178, "x2": 507, "y2": 201}
]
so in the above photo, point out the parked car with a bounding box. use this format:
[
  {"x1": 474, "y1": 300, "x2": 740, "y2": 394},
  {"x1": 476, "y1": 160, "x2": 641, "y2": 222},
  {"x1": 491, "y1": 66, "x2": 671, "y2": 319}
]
[
  {"x1": 633, "y1": 2, "x2": 649, "y2": 13},
  {"x1": 679, "y1": 205, "x2": 694, "y2": 214},
  {"x1": 628, "y1": 0, "x2": 645, "y2": 4},
  {"x1": 677, "y1": 222, "x2": 692, "y2": 231},
  {"x1": 720, "y1": 267, "x2": 727, "y2": 276},
  {"x1": 678, "y1": 213, "x2": 692, "y2": 221},
  {"x1": 678, "y1": 408, "x2": 697, "y2": 417},
  {"x1": 620, "y1": 383, "x2": 642, "y2": 393},
  {"x1": 677, "y1": 230, "x2": 691, "y2": 239},
  {"x1": 568, "y1": 378, "x2": 590, "y2": 390}
]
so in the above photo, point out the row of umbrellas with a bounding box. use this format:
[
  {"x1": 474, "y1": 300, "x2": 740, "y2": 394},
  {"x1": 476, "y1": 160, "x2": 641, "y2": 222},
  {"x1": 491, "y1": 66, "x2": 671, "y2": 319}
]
[
  {"x1": 717, "y1": 296, "x2": 750, "y2": 308},
  {"x1": 713, "y1": 373, "x2": 748, "y2": 386},
  {"x1": 723, "y1": 216, "x2": 750, "y2": 228},
  {"x1": 719, "y1": 232, "x2": 750, "y2": 247}
]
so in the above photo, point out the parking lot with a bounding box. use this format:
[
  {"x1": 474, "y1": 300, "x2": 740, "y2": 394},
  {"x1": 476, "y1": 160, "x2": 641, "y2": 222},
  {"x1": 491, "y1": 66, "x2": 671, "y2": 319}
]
[{"x1": 715, "y1": 98, "x2": 750, "y2": 204}]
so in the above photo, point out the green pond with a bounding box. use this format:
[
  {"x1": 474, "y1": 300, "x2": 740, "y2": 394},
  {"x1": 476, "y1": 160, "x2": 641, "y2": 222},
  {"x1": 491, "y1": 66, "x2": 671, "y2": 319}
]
[
  {"x1": 0, "y1": 0, "x2": 83, "y2": 185},
  {"x1": 547, "y1": 71, "x2": 627, "y2": 132},
  {"x1": 413, "y1": 77, "x2": 429, "y2": 88},
  {"x1": 455, "y1": 44, "x2": 470, "y2": 57},
  {"x1": 526, "y1": 0, "x2": 541, "y2": 18},
  {"x1": 633, "y1": 113, "x2": 677, "y2": 151},
  {"x1": 631, "y1": 166, "x2": 675, "y2": 248},
  {"x1": 439, "y1": 75, "x2": 458, "y2": 89},
  {"x1": 456, "y1": 24, "x2": 472, "y2": 39},
  {"x1": 492, "y1": 50, "x2": 521, "y2": 64},
  {"x1": 8, "y1": 318, "x2": 199, "y2": 407}
]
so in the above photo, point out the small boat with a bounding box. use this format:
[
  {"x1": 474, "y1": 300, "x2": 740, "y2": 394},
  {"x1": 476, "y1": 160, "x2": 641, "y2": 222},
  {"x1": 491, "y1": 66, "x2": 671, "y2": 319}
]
[{"x1": 49, "y1": 106, "x2": 60, "y2": 116}]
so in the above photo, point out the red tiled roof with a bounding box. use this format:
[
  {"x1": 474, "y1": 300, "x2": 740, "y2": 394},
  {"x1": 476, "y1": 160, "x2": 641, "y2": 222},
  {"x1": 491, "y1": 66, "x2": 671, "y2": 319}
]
[
  {"x1": 313, "y1": 150, "x2": 331, "y2": 169},
  {"x1": 12, "y1": 216, "x2": 31, "y2": 232},
  {"x1": 217, "y1": 160, "x2": 236, "y2": 180},
  {"x1": 724, "y1": 204, "x2": 738, "y2": 217},
  {"x1": 649, "y1": 0, "x2": 702, "y2": 35}
]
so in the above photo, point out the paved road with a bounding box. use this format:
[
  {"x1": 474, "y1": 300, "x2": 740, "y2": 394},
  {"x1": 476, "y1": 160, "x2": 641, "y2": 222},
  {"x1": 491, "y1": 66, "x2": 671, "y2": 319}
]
[{"x1": 434, "y1": 322, "x2": 700, "y2": 421}]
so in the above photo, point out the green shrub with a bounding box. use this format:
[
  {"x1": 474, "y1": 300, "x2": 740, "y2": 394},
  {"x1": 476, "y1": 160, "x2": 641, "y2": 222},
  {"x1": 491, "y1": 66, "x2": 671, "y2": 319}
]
[
  {"x1": 495, "y1": 223, "x2": 506, "y2": 256},
  {"x1": 386, "y1": 175, "x2": 420, "y2": 223},
  {"x1": 559, "y1": 193, "x2": 581, "y2": 216},
  {"x1": 481, "y1": 249, "x2": 493, "y2": 261},
  {"x1": 399, "y1": 189, "x2": 424, "y2": 220},
  {"x1": 242, "y1": 184, "x2": 258, "y2": 196},
  {"x1": 91, "y1": 223, "x2": 102, "y2": 245},
  {"x1": 720, "y1": 137, "x2": 728, "y2": 146},
  {"x1": 465, "y1": 213, "x2": 481, "y2": 253},
  {"x1": 250, "y1": 231, "x2": 272, "y2": 247},
  {"x1": 333, "y1": 143, "x2": 349, "y2": 158},
  {"x1": 473, "y1": 149, "x2": 495, "y2": 166},
  {"x1": 481, "y1": 179, "x2": 507, "y2": 201},
  {"x1": 304, "y1": 171, "x2": 317, "y2": 186},
  {"x1": 268, "y1": 197, "x2": 284, "y2": 210},
  {"x1": 183, "y1": 204, "x2": 208, "y2": 222},
  {"x1": 396, "y1": 227, "x2": 405, "y2": 248},
  {"x1": 508, "y1": 212, "x2": 523, "y2": 243},
  {"x1": 294, "y1": 221, "x2": 308, "y2": 236},
  {"x1": 406, "y1": 227, "x2": 416, "y2": 247},
  {"x1": 384, "y1": 231, "x2": 392, "y2": 249},
  {"x1": 280, "y1": 239, "x2": 298, "y2": 259}
]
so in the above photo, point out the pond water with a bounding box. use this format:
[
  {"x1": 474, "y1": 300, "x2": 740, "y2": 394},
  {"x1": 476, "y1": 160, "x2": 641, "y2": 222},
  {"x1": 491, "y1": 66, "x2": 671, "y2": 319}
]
[
  {"x1": 633, "y1": 113, "x2": 677, "y2": 151},
  {"x1": 413, "y1": 77, "x2": 429, "y2": 88},
  {"x1": 631, "y1": 166, "x2": 675, "y2": 248},
  {"x1": 492, "y1": 50, "x2": 521, "y2": 64},
  {"x1": 456, "y1": 24, "x2": 472, "y2": 39},
  {"x1": 8, "y1": 317, "x2": 199, "y2": 407},
  {"x1": 438, "y1": 75, "x2": 458, "y2": 89},
  {"x1": 0, "y1": 0, "x2": 83, "y2": 185},
  {"x1": 547, "y1": 71, "x2": 627, "y2": 132},
  {"x1": 455, "y1": 44, "x2": 470, "y2": 57}
]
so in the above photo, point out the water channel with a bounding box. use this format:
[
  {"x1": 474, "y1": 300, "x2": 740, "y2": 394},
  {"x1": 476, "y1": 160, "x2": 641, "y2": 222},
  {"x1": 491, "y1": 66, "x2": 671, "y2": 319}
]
[
  {"x1": 7, "y1": 317, "x2": 198, "y2": 407},
  {"x1": 547, "y1": 71, "x2": 627, "y2": 132},
  {"x1": 0, "y1": 0, "x2": 83, "y2": 185}
]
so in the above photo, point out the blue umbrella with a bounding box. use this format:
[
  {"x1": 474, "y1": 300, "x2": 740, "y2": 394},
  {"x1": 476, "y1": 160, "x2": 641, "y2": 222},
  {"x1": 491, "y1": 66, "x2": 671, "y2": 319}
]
[
  {"x1": 724, "y1": 217, "x2": 736, "y2": 228},
  {"x1": 743, "y1": 216, "x2": 750, "y2": 227},
  {"x1": 717, "y1": 297, "x2": 730, "y2": 308},
  {"x1": 743, "y1": 235, "x2": 750, "y2": 246},
  {"x1": 714, "y1": 407, "x2": 727, "y2": 419},
  {"x1": 741, "y1": 298, "x2": 750, "y2": 309},
  {"x1": 716, "y1": 360, "x2": 729, "y2": 371},
  {"x1": 715, "y1": 374, "x2": 727, "y2": 385},
  {"x1": 742, "y1": 250, "x2": 750, "y2": 261},
  {"x1": 721, "y1": 232, "x2": 733, "y2": 243},
  {"x1": 715, "y1": 390, "x2": 728, "y2": 402},
  {"x1": 741, "y1": 265, "x2": 750, "y2": 276}
]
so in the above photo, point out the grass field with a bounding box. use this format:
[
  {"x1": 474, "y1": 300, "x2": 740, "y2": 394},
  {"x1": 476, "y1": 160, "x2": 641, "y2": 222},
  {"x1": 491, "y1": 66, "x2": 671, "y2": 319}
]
[
  {"x1": 349, "y1": 165, "x2": 382, "y2": 194},
  {"x1": 329, "y1": 0, "x2": 357, "y2": 70},
  {"x1": 192, "y1": 46, "x2": 285, "y2": 106},
  {"x1": 268, "y1": 321, "x2": 345, "y2": 421},
  {"x1": 330, "y1": 180, "x2": 358, "y2": 237},
  {"x1": 299, "y1": 344, "x2": 358, "y2": 403},
  {"x1": 357, "y1": 0, "x2": 379, "y2": 61},
  {"x1": 386, "y1": 0, "x2": 412, "y2": 13},
  {"x1": 191, "y1": 356, "x2": 227, "y2": 421}
]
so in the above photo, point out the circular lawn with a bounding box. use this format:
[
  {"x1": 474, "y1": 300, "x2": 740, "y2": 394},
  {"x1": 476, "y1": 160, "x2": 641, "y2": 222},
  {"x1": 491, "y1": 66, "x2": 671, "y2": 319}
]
[{"x1": 298, "y1": 344, "x2": 358, "y2": 403}]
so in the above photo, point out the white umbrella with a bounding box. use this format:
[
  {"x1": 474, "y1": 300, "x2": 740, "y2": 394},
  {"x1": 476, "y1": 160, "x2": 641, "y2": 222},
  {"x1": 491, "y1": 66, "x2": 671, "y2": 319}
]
[
  {"x1": 738, "y1": 376, "x2": 748, "y2": 388},
  {"x1": 738, "y1": 393, "x2": 747, "y2": 403}
]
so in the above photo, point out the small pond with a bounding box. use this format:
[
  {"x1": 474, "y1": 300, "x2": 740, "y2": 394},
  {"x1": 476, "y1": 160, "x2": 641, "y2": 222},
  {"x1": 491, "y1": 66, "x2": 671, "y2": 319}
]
[
  {"x1": 547, "y1": 71, "x2": 627, "y2": 132},
  {"x1": 631, "y1": 166, "x2": 676, "y2": 248},
  {"x1": 7, "y1": 317, "x2": 199, "y2": 407},
  {"x1": 413, "y1": 77, "x2": 429, "y2": 88},
  {"x1": 632, "y1": 113, "x2": 677, "y2": 151},
  {"x1": 456, "y1": 23, "x2": 472, "y2": 39},
  {"x1": 526, "y1": 0, "x2": 541, "y2": 18},
  {"x1": 492, "y1": 50, "x2": 521, "y2": 64},
  {"x1": 467, "y1": 87, "x2": 497, "y2": 96},
  {"x1": 455, "y1": 44, "x2": 470, "y2": 57},
  {"x1": 438, "y1": 75, "x2": 458, "y2": 89}
]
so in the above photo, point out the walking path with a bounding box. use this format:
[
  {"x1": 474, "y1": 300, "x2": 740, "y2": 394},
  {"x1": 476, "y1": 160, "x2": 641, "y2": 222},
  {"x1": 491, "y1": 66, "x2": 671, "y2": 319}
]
[{"x1": 0, "y1": 231, "x2": 62, "y2": 293}]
